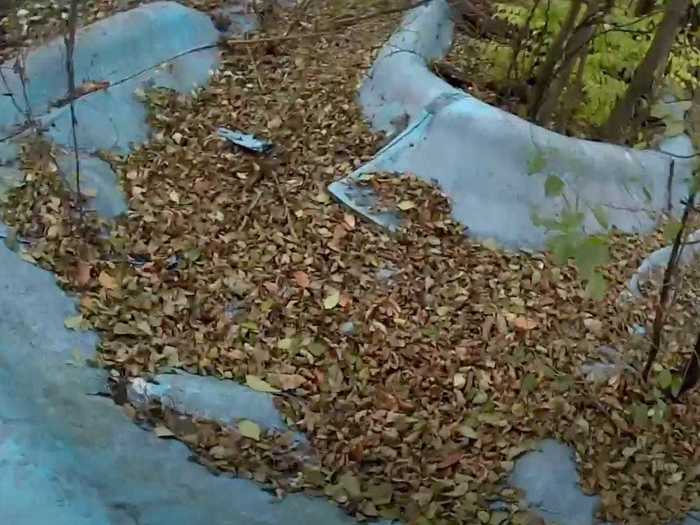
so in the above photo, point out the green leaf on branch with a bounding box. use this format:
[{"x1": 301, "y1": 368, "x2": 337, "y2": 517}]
[
  {"x1": 574, "y1": 236, "x2": 609, "y2": 279},
  {"x1": 548, "y1": 233, "x2": 578, "y2": 265},
  {"x1": 544, "y1": 175, "x2": 565, "y2": 197},
  {"x1": 527, "y1": 150, "x2": 546, "y2": 175},
  {"x1": 663, "y1": 218, "x2": 682, "y2": 242},
  {"x1": 592, "y1": 206, "x2": 609, "y2": 229},
  {"x1": 656, "y1": 368, "x2": 672, "y2": 390},
  {"x1": 585, "y1": 272, "x2": 607, "y2": 300}
]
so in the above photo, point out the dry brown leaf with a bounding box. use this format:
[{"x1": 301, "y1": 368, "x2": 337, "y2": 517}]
[
  {"x1": 98, "y1": 271, "x2": 118, "y2": 290},
  {"x1": 75, "y1": 261, "x2": 91, "y2": 286},
  {"x1": 293, "y1": 271, "x2": 310, "y2": 289},
  {"x1": 513, "y1": 316, "x2": 537, "y2": 331}
]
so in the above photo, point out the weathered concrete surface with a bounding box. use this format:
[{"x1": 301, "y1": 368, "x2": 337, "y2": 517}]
[
  {"x1": 0, "y1": 240, "x2": 386, "y2": 525},
  {"x1": 57, "y1": 152, "x2": 128, "y2": 218},
  {"x1": 128, "y1": 372, "x2": 292, "y2": 433},
  {"x1": 329, "y1": 0, "x2": 695, "y2": 250},
  {"x1": 0, "y1": 2, "x2": 221, "y2": 219},
  {"x1": 0, "y1": 2, "x2": 220, "y2": 153},
  {"x1": 511, "y1": 440, "x2": 600, "y2": 525}
]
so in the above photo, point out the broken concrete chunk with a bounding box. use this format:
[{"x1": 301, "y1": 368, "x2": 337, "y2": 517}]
[{"x1": 128, "y1": 372, "x2": 298, "y2": 437}]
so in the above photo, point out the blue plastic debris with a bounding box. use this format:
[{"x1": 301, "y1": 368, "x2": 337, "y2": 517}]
[{"x1": 218, "y1": 127, "x2": 273, "y2": 154}]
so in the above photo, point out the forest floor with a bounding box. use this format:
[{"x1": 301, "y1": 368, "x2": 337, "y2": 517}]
[{"x1": 2, "y1": 1, "x2": 700, "y2": 524}]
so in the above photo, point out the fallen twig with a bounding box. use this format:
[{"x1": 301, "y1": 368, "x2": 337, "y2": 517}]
[{"x1": 271, "y1": 170, "x2": 298, "y2": 241}]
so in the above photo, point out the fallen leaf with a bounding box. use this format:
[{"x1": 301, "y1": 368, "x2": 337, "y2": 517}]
[
  {"x1": 293, "y1": 271, "x2": 310, "y2": 288},
  {"x1": 98, "y1": 271, "x2": 118, "y2": 290},
  {"x1": 398, "y1": 200, "x2": 416, "y2": 210},
  {"x1": 239, "y1": 419, "x2": 261, "y2": 441},
  {"x1": 76, "y1": 261, "x2": 91, "y2": 286},
  {"x1": 271, "y1": 373, "x2": 306, "y2": 390},
  {"x1": 245, "y1": 374, "x2": 280, "y2": 393},
  {"x1": 338, "y1": 472, "x2": 362, "y2": 499},
  {"x1": 437, "y1": 451, "x2": 463, "y2": 469},
  {"x1": 113, "y1": 322, "x2": 140, "y2": 336},
  {"x1": 268, "y1": 115, "x2": 282, "y2": 129},
  {"x1": 64, "y1": 315, "x2": 84, "y2": 330},
  {"x1": 154, "y1": 425, "x2": 176, "y2": 438},
  {"x1": 343, "y1": 213, "x2": 356, "y2": 229},
  {"x1": 323, "y1": 289, "x2": 340, "y2": 310},
  {"x1": 513, "y1": 316, "x2": 537, "y2": 331}
]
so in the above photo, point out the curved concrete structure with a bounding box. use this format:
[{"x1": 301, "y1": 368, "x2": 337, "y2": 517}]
[{"x1": 329, "y1": 0, "x2": 695, "y2": 250}]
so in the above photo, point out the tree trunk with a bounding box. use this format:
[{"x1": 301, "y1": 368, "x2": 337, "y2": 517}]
[
  {"x1": 556, "y1": 41, "x2": 590, "y2": 133},
  {"x1": 535, "y1": 21, "x2": 596, "y2": 126},
  {"x1": 599, "y1": 0, "x2": 690, "y2": 142},
  {"x1": 529, "y1": 0, "x2": 584, "y2": 118},
  {"x1": 507, "y1": 0, "x2": 542, "y2": 81}
]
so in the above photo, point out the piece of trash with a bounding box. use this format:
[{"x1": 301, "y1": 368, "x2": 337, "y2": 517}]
[{"x1": 218, "y1": 127, "x2": 273, "y2": 154}]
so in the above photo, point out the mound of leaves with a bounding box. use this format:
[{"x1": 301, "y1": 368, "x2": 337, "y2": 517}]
[{"x1": 4, "y1": 3, "x2": 700, "y2": 524}]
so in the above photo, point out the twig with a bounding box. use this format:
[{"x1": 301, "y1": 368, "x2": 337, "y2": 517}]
[
  {"x1": 666, "y1": 159, "x2": 675, "y2": 213},
  {"x1": 237, "y1": 190, "x2": 262, "y2": 231},
  {"x1": 246, "y1": 46, "x2": 265, "y2": 91},
  {"x1": 643, "y1": 173, "x2": 698, "y2": 380},
  {"x1": 271, "y1": 170, "x2": 298, "y2": 241},
  {"x1": 64, "y1": 0, "x2": 83, "y2": 222}
]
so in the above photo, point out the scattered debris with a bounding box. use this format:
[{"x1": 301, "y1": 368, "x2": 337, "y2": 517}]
[{"x1": 218, "y1": 127, "x2": 274, "y2": 154}]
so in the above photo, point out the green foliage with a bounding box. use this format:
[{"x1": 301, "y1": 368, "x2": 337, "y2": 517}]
[
  {"x1": 544, "y1": 174, "x2": 565, "y2": 197},
  {"x1": 473, "y1": 0, "x2": 700, "y2": 132},
  {"x1": 527, "y1": 149, "x2": 547, "y2": 175}
]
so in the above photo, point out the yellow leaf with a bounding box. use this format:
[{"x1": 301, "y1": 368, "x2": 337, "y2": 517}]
[
  {"x1": 323, "y1": 289, "x2": 340, "y2": 310},
  {"x1": 238, "y1": 419, "x2": 261, "y2": 441},
  {"x1": 64, "y1": 315, "x2": 84, "y2": 330},
  {"x1": 397, "y1": 200, "x2": 416, "y2": 211},
  {"x1": 98, "y1": 271, "x2": 118, "y2": 290},
  {"x1": 154, "y1": 425, "x2": 175, "y2": 438},
  {"x1": 245, "y1": 374, "x2": 280, "y2": 393},
  {"x1": 271, "y1": 373, "x2": 306, "y2": 390}
]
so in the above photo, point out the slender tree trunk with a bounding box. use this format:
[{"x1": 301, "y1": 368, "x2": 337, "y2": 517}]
[
  {"x1": 507, "y1": 0, "x2": 542, "y2": 81},
  {"x1": 556, "y1": 41, "x2": 590, "y2": 133},
  {"x1": 65, "y1": 0, "x2": 83, "y2": 220},
  {"x1": 529, "y1": 0, "x2": 584, "y2": 118},
  {"x1": 599, "y1": 0, "x2": 690, "y2": 142},
  {"x1": 535, "y1": 21, "x2": 596, "y2": 125}
]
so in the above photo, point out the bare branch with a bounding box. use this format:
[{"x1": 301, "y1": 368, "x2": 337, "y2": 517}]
[{"x1": 64, "y1": 0, "x2": 83, "y2": 221}]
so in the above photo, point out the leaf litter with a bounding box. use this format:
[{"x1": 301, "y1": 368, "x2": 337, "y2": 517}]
[{"x1": 3, "y1": 1, "x2": 700, "y2": 524}]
